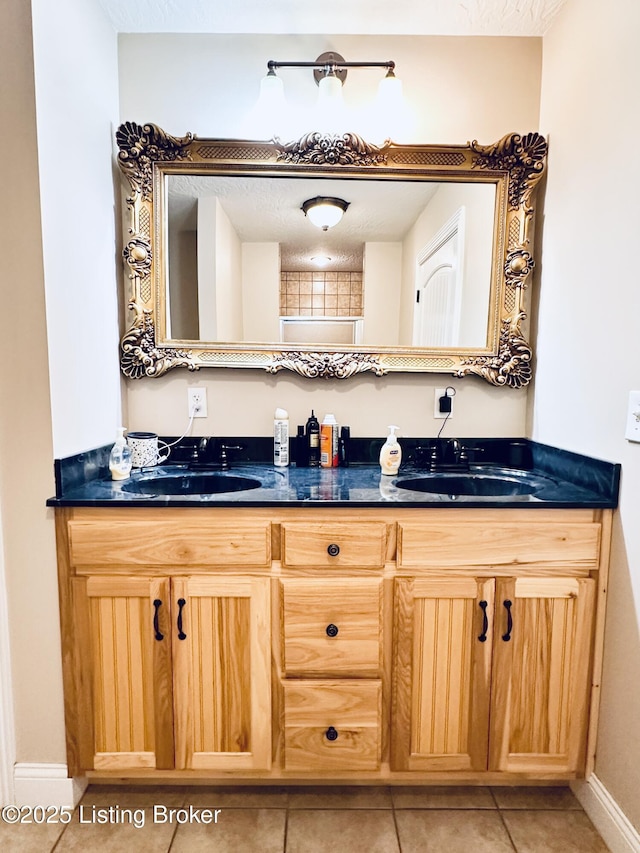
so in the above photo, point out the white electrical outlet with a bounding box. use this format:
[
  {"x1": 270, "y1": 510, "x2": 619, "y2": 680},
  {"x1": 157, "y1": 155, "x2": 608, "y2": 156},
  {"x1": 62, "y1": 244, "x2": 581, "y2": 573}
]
[
  {"x1": 625, "y1": 391, "x2": 640, "y2": 442},
  {"x1": 187, "y1": 388, "x2": 207, "y2": 418},
  {"x1": 434, "y1": 387, "x2": 454, "y2": 419}
]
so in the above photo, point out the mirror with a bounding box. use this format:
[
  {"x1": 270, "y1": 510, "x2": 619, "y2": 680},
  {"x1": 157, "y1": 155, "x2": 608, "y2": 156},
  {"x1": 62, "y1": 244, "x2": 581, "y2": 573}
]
[{"x1": 116, "y1": 124, "x2": 547, "y2": 386}]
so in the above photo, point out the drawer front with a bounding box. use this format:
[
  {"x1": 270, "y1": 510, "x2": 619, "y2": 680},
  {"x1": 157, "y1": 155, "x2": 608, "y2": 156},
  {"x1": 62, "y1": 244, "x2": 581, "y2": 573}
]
[
  {"x1": 397, "y1": 521, "x2": 601, "y2": 570},
  {"x1": 281, "y1": 521, "x2": 386, "y2": 569},
  {"x1": 68, "y1": 519, "x2": 271, "y2": 570},
  {"x1": 283, "y1": 680, "x2": 381, "y2": 771},
  {"x1": 282, "y1": 579, "x2": 382, "y2": 676}
]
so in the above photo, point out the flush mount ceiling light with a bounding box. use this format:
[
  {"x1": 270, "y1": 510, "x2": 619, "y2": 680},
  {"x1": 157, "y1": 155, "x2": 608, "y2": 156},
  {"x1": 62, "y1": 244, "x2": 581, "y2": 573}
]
[
  {"x1": 253, "y1": 52, "x2": 406, "y2": 140},
  {"x1": 302, "y1": 196, "x2": 350, "y2": 231},
  {"x1": 310, "y1": 255, "x2": 332, "y2": 268}
]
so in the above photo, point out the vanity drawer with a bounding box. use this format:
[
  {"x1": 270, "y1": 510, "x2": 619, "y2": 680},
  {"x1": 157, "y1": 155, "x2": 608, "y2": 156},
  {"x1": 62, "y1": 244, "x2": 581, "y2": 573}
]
[
  {"x1": 281, "y1": 579, "x2": 382, "y2": 676},
  {"x1": 280, "y1": 521, "x2": 387, "y2": 569},
  {"x1": 283, "y1": 680, "x2": 382, "y2": 771},
  {"x1": 397, "y1": 521, "x2": 601, "y2": 571},
  {"x1": 67, "y1": 518, "x2": 271, "y2": 570}
]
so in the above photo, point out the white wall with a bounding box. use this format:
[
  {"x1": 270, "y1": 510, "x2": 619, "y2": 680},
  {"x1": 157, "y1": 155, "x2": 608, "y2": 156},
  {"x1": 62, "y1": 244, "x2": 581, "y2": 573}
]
[
  {"x1": 242, "y1": 243, "x2": 281, "y2": 342},
  {"x1": 0, "y1": 0, "x2": 120, "y2": 785},
  {"x1": 363, "y1": 243, "x2": 402, "y2": 346},
  {"x1": 197, "y1": 196, "x2": 218, "y2": 339},
  {"x1": 32, "y1": 0, "x2": 123, "y2": 458},
  {"x1": 118, "y1": 34, "x2": 541, "y2": 439},
  {"x1": 535, "y1": 0, "x2": 640, "y2": 831},
  {"x1": 214, "y1": 200, "x2": 243, "y2": 341}
]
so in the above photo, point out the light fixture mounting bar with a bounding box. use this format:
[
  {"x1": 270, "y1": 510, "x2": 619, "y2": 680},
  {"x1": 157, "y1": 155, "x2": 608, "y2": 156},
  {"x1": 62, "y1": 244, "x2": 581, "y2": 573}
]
[{"x1": 267, "y1": 53, "x2": 396, "y2": 87}]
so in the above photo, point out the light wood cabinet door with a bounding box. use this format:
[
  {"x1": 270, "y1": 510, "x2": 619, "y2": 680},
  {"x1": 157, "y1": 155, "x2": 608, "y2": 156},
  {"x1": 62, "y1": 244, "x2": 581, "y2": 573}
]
[
  {"x1": 73, "y1": 575, "x2": 272, "y2": 773},
  {"x1": 72, "y1": 576, "x2": 175, "y2": 771},
  {"x1": 489, "y1": 577, "x2": 596, "y2": 774},
  {"x1": 172, "y1": 576, "x2": 272, "y2": 771},
  {"x1": 391, "y1": 577, "x2": 494, "y2": 771}
]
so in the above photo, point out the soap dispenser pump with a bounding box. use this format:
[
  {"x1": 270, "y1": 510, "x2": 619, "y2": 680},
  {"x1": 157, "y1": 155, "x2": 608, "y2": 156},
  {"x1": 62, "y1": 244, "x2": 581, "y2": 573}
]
[
  {"x1": 379, "y1": 425, "x2": 402, "y2": 476},
  {"x1": 109, "y1": 427, "x2": 133, "y2": 481}
]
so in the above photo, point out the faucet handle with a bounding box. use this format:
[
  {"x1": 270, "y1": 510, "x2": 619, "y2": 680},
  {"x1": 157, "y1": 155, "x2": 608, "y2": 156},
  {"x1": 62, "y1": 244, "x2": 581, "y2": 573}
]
[{"x1": 218, "y1": 442, "x2": 245, "y2": 470}]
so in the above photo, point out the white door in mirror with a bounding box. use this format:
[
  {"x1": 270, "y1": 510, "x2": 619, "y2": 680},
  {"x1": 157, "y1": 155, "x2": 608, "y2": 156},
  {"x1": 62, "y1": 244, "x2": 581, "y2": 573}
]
[{"x1": 625, "y1": 391, "x2": 640, "y2": 442}]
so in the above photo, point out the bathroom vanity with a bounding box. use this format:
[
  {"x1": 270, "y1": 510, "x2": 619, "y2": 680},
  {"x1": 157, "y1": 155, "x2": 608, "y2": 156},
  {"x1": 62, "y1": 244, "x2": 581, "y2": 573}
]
[{"x1": 49, "y1": 441, "x2": 619, "y2": 785}]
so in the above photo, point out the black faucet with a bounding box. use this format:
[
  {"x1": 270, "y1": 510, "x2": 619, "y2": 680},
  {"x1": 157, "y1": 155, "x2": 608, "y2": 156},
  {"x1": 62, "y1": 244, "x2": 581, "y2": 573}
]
[
  {"x1": 188, "y1": 438, "x2": 244, "y2": 469},
  {"x1": 423, "y1": 438, "x2": 470, "y2": 472}
]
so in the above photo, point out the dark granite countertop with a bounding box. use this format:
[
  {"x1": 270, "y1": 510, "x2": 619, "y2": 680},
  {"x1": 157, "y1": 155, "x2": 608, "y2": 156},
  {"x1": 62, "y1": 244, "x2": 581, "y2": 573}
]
[{"x1": 47, "y1": 438, "x2": 620, "y2": 509}]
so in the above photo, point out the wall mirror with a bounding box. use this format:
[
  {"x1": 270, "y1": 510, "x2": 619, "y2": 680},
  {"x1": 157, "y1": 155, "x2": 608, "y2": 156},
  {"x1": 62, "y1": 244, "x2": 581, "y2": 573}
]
[{"x1": 116, "y1": 123, "x2": 546, "y2": 386}]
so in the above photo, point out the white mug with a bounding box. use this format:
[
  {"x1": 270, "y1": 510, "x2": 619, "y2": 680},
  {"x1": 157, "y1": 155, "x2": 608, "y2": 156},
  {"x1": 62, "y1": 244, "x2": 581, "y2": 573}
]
[{"x1": 127, "y1": 432, "x2": 170, "y2": 468}]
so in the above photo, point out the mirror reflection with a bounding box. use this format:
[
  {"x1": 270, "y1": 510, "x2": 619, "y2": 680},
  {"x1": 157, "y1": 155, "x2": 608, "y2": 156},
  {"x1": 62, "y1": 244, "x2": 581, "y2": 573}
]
[{"x1": 165, "y1": 175, "x2": 497, "y2": 349}]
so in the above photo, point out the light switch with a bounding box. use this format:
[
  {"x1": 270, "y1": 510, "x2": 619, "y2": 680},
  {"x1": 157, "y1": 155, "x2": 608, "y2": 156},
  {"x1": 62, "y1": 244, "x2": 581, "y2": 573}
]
[{"x1": 625, "y1": 391, "x2": 640, "y2": 442}]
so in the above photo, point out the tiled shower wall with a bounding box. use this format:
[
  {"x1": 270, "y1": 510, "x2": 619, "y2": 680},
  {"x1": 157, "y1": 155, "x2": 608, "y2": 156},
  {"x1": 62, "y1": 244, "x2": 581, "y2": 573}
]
[{"x1": 280, "y1": 271, "x2": 363, "y2": 316}]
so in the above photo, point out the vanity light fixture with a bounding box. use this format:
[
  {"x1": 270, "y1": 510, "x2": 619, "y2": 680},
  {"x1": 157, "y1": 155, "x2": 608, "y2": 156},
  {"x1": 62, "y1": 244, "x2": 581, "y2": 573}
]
[
  {"x1": 255, "y1": 52, "x2": 405, "y2": 139},
  {"x1": 302, "y1": 196, "x2": 349, "y2": 231}
]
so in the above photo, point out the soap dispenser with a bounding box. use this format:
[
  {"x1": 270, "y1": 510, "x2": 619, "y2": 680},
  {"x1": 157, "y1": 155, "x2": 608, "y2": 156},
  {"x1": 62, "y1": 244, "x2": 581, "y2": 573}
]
[
  {"x1": 379, "y1": 425, "x2": 402, "y2": 476},
  {"x1": 109, "y1": 427, "x2": 133, "y2": 481}
]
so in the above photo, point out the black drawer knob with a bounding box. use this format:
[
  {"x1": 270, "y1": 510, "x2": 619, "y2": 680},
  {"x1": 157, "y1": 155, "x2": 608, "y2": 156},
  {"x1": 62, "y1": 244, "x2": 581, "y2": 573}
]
[
  {"x1": 325, "y1": 726, "x2": 339, "y2": 741},
  {"x1": 327, "y1": 543, "x2": 340, "y2": 557},
  {"x1": 326, "y1": 623, "x2": 339, "y2": 638}
]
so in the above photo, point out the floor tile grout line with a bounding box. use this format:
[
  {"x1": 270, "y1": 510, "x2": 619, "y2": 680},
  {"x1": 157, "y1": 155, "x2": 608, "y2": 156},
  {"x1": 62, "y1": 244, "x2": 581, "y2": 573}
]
[
  {"x1": 49, "y1": 802, "x2": 79, "y2": 853},
  {"x1": 390, "y1": 787, "x2": 404, "y2": 853},
  {"x1": 496, "y1": 805, "x2": 521, "y2": 852},
  {"x1": 166, "y1": 821, "x2": 180, "y2": 852},
  {"x1": 283, "y1": 805, "x2": 289, "y2": 853}
]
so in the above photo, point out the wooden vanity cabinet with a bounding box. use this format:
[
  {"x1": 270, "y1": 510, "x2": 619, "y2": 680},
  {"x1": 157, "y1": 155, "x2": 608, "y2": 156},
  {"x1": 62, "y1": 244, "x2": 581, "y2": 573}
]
[{"x1": 55, "y1": 506, "x2": 611, "y2": 783}]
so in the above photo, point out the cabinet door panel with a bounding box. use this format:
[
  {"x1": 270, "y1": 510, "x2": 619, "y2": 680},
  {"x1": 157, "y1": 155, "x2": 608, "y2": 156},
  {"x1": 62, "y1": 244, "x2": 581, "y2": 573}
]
[
  {"x1": 72, "y1": 576, "x2": 174, "y2": 771},
  {"x1": 172, "y1": 577, "x2": 271, "y2": 771},
  {"x1": 489, "y1": 577, "x2": 595, "y2": 774},
  {"x1": 391, "y1": 577, "x2": 494, "y2": 771}
]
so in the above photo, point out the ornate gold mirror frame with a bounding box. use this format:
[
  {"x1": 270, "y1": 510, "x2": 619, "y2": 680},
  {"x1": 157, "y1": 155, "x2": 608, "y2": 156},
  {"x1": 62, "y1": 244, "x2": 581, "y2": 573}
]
[{"x1": 116, "y1": 123, "x2": 546, "y2": 386}]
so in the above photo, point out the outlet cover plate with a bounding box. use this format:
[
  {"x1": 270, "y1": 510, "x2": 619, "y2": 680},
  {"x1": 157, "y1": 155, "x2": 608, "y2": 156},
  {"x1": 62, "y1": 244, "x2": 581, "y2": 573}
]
[
  {"x1": 625, "y1": 390, "x2": 640, "y2": 442},
  {"x1": 434, "y1": 388, "x2": 454, "y2": 419},
  {"x1": 188, "y1": 388, "x2": 208, "y2": 418}
]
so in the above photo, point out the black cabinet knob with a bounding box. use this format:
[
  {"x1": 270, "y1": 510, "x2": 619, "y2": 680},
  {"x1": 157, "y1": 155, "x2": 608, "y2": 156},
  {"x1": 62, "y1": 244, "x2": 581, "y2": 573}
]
[
  {"x1": 325, "y1": 726, "x2": 338, "y2": 741},
  {"x1": 327, "y1": 543, "x2": 340, "y2": 557},
  {"x1": 326, "y1": 623, "x2": 339, "y2": 637}
]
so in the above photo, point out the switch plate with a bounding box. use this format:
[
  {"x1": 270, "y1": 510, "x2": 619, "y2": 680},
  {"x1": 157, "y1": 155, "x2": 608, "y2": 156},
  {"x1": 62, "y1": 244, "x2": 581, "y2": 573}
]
[
  {"x1": 625, "y1": 391, "x2": 640, "y2": 442},
  {"x1": 434, "y1": 388, "x2": 454, "y2": 419},
  {"x1": 187, "y1": 388, "x2": 207, "y2": 418}
]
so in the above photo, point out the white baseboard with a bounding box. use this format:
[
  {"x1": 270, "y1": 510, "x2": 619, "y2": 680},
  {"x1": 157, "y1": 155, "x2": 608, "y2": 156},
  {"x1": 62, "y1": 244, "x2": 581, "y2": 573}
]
[
  {"x1": 572, "y1": 775, "x2": 640, "y2": 853},
  {"x1": 13, "y1": 764, "x2": 87, "y2": 808}
]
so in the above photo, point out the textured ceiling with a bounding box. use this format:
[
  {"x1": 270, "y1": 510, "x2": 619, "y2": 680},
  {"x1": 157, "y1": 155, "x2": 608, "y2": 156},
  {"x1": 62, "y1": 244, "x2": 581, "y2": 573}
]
[
  {"x1": 168, "y1": 175, "x2": 471, "y2": 271},
  {"x1": 96, "y1": 0, "x2": 567, "y2": 36}
]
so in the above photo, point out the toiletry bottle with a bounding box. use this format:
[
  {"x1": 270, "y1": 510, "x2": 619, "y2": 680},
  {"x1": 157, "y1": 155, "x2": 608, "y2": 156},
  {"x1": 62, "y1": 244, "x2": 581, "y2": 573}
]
[
  {"x1": 274, "y1": 408, "x2": 289, "y2": 467},
  {"x1": 320, "y1": 414, "x2": 338, "y2": 467},
  {"x1": 306, "y1": 410, "x2": 320, "y2": 467},
  {"x1": 338, "y1": 426, "x2": 351, "y2": 467},
  {"x1": 379, "y1": 425, "x2": 402, "y2": 476},
  {"x1": 294, "y1": 425, "x2": 308, "y2": 467},
  {"x1": 109, "y1": 427, "x2": 133, "y2": 481}
]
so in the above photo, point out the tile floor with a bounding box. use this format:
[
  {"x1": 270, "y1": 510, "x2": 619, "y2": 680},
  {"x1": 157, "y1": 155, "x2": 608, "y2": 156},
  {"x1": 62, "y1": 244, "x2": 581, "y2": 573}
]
[{"x1": 0, "y1": 784, "x2": 611, "y2": 852}]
